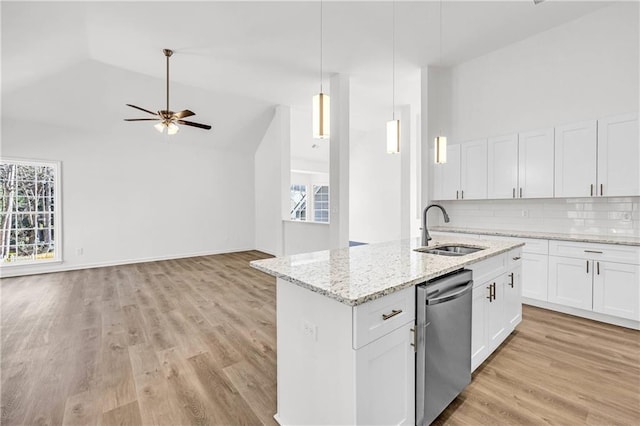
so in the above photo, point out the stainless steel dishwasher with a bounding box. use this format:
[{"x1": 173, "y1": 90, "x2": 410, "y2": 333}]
[{"x1": 415, "y1": 269, "x2": 473, "y2": 425}]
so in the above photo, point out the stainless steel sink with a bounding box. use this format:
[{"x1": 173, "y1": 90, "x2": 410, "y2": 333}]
[{"x1": 414, "y1": 245, "x2": 485, "y2": 257}]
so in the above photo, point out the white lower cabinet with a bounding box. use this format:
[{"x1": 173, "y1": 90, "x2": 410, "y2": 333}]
[
  {"x1": 522, "y1": 252, "x2": 548, "y2": 301},
  {"x1": 548, "y1": 241, "x2": 640, "y2": 324},
  {"x1": 355, "y1": 321, "x2": 415, "y2": 425},
  {"x1": 593, "y1": 261, "x2": 640, "y2": 321},
  {"x1": 548, "y1": 256, "x2": 593, "y2": 310},
  {"x1": 504, "y1": 267, "x2": 522, "y2": 329},
  {"x1": 470, "y1": 249, "x2": 522, "y2": 371}
]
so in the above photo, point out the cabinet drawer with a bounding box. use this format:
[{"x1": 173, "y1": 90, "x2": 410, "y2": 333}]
[
  {"x1": 353, "y1": 286, "x2": 415, "y2": 349},
  {"x1": 507, "y1": 248, "x2": 523, "y2": 269},
  {"x1": 520, "y1": 238, "x2": 548, "y2": 255},
  {"x1": 549, "y1": 240, "x2": 640, "y2": 265},
  {"x1": 469, "y1": 253, "x2": 506, "y2": 286}
]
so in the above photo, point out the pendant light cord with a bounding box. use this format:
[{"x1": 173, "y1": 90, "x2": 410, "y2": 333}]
[
  {"x1": 438, "y1": 0, "x2": 443, "y2": 135},
  {"x1": 392, "y1": 0, "x2": 395, "y2": 120},
  {"x1": 166, "y1": 53, "x2": 170, "y2": 114},
  {"x1": 320, "y1": 0, "x2": 323, "y2": 93}
]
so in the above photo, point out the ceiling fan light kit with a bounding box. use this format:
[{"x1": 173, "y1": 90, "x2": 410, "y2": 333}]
[{"x1": 124, "y1": 48, "x2": 212, "y2": 135}]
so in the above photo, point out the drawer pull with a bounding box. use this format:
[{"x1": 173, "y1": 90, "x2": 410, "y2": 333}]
[
  {"x1": 600, "y1": 184, "x2": 603, "y2": 196},
  {"x1": 509, "y1": 273, "x2": 514, "y2": 288},
  {"x1": 486, "y1": 285, "x2": 492, "y2": 302},
  {"x1": 586, "y1": 260, "x2": 589, "y2": 274},
  {"x1": 597, "y1": 261, "x2": 600, "y2": 275},
  {"x1": 590, "y1": 184, "x2": 594, "y2": 196},
  {"x1": 512, "y1": 256, "x2": 521, "y2": 261},
  {"x1": 584, "y1": 250, "x2": 603, "y2": 254},
  {"x1": 382, "y1": 309, "x2": 403, "y2": 321}
]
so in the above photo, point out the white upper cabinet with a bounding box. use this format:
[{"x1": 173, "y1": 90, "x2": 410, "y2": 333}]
[
  {"x1": 460, "y1": 139, "x2": 488, "y2": 200},
  {"x1": 518, "y1": 128, "x2": 555, "y2": 198},
  {"x1": 432, "y1": 144, "x2": 461, "y2": 201},
  {"x1": 597, "y1": 113, "x2": 639, "y2": 197},
  {"x1": 487, "y1": 134, "x2": 518, "y2": 199},
  {"x1": 554, "y1": 120, "x2": 598, "y2": 197}
]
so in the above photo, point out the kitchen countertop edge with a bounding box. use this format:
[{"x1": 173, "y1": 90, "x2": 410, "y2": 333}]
[
  {"x1": 251, "y1": 238, "x2": 524, "y2": 306},
  {"x1": 431, "y1": 227, "x2": 640, "y2": 246}
]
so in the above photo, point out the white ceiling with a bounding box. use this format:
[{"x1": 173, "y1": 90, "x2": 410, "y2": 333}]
[{"x1": 2, "y1": 0, "x2": 615, "y2": 155}]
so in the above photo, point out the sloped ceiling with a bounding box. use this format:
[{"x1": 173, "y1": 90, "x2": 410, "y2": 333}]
[{"x1": 2, "y1": 1, "x2": 613, "y2": 151}]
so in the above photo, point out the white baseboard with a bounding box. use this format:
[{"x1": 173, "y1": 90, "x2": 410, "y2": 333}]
[
  {"x1": 523, "y1": 297, "x2": 639, "y2": 330},
  {"x1": 0, "y1": 246, "x2": 256, "y2": 278}
]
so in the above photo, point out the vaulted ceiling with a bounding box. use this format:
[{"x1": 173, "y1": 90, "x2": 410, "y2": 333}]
[{"x1": 2, "y1": 1, "x2": 613, "y2": 151}]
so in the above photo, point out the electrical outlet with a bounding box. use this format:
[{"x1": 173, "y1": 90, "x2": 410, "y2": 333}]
[
  {"x1": 622, "y1": 212, "x2": 632, "y2": 221},
  {"x1": 521, "y1": 210, "x2": 529, "y2": 218},
  {"x1": 302, "y1": 320, "x2": 317, "y2": 341},
  {"x1": 76, "y1": 248, "x2": 84, "y2": 256}
]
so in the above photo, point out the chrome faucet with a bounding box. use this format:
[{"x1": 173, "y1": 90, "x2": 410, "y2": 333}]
[{"x1": 422, "y1": 204, "x2": 450, "y2": 246}]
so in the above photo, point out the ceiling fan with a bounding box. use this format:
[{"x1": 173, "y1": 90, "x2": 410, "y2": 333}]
[{"x1": 124, "y1": 49, "x2": 211, "y2": 135}]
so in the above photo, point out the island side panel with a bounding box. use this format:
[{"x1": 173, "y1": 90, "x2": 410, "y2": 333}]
[{"x1": 276, "y1": 278, "x2": 356, "y2": 425}]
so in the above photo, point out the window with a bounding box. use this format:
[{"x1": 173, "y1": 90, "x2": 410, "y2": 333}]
[
  {"x1": 1, "y1": 159, "x2": 61, "y2": 265},
  {"x1": 313, "y1": 185, "x2": 329, "y2": 223},
  {"x1": 290, "y1": 184, "x2": 307, "y2": 221}
]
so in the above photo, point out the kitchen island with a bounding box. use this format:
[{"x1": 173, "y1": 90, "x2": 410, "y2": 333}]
[{"x1": 251, "y1": 235, "x2": 524, "y2": 425}]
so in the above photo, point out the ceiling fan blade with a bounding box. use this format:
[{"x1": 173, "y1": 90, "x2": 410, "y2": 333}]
[
  {"x1": 173, "y1": 109, "x2": 195, "y2": 119},
  {"x1": 124, "y1": 118, "x2": 161, "y2": 121},
  {"x1": 126, "y1": 104, "x2": 159, "y2": 116},
  {"x1": 178, "y1": 120, "x2": 212, "y2": 130}
]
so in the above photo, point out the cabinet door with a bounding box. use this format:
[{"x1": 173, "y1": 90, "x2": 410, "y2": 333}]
[
  {"x1": 355, "y1": 321, "x2": 415, "y2": 426},
  {"x1": 487, "y1": 134, "x2": 518, "y2": 199},
  {"x1": 554, "y1": 120, "x2": 597, "y2": 198},
  {"x1": 593, "y1": 261, "x2": 640, "y2": 321},
  {"x1": 471, "y1": 284, "x2": 490, "y2": 372},
  {"x1": 433, "y1": 144, "x2": 461, "y2": 200},
  {"x1": 487, "y1": 279, "x2": 506, "y2": 352},
  {"x1": 522, "y1": 253, "x2": 549, "y2": 301},
  {"x1": 518, "y1": 128, "x2": 554, "y2": 198},
  {"x1": 460, "y1": 139, "x2": 488, "y2": 200},
  {"x1": 504, "y1": 268, "x2": 522, "y2": 331},
  {"x1": 548, "y1": 256, "x2": 593, "y2": 310},
  {"x1": 597, "y1": 113, "x2": 639, "y2": 197}
]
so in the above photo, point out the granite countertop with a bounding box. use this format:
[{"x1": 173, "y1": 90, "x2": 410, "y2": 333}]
[
  {"x1": 250, "y1": 235, "x2": 523, "y2": 306},
  {"x1": 430, "y1": 226, "x2": 640, "y2": 246}
]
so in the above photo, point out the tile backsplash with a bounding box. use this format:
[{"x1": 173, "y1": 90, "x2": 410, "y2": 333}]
[{"x1": 434, "y1": 197, "x2": 639, "y2": 237}]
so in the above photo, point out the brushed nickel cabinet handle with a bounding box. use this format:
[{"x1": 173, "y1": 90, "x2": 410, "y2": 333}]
[
  {"x1": 461, "y1": 190, "x2": 464, "y2": 199},
  {"x1": 509, "y1": 273, "x2": 514, "y2": 288},
  {"x1": 410, "y1": 327, "x2": 417, "y2": 351},
  {"x1": 597, "y1": 261, "x2": 600, "y2": 275},
  {"x1": 382, "y1": 309, "x2": 403, "y2": 321},
  {"x1": 456, "y1": 190, "x2": 459, "y2": 200},
  {"x1": 590, "y1": 184, "x2": 594, "y2": 196},
  {"x1": 586, "y1": 260, "x2": 589, "y2": 274},
  {"x1": 600, "y1": 184, "x2": 603, "y2": 196},
  {"x1": 584, "y1": 250, "x2": 603, "y2": 254},
  {"x1": 519, "y1": 188, "x2": 523, "y2": 198}
]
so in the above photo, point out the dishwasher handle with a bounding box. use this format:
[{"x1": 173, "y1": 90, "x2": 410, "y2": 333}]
[{"x1": 426, "y1": 281, "x2": 473, "y2": 305}]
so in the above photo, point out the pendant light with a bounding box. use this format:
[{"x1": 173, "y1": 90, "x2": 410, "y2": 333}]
[
  {"x1": 313, "y1": 0, "x2": 330, "y2": 139},
  {"x1": 386, "y1": 0, "x2": 400, "y2": 154},
  {"x1": 434, "y1": 0, "x2": 447, "y2": 164}
]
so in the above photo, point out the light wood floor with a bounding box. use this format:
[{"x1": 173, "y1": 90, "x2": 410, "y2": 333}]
[{"x1": 2, "y1": 251, "x2": 639, "y2": 425}]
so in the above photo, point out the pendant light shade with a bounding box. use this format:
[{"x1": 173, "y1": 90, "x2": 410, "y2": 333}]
[
  {"x1": 434, "y1": 136, "x2": 447, "y2": 163},
  {"x1": 313, "y1": 93, "x2": 330, "y2": 139},
  {"x1": 387, "y1": 120, "x2": 400, "y2": 154}
]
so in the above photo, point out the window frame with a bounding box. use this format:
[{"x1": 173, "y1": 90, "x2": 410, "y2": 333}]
[
  {"x1": 312, "y1": 184, "x2": 330, "y2": 223},
  {"x1": 0, "y1": 158, "x2": 62, "y2": 267}
]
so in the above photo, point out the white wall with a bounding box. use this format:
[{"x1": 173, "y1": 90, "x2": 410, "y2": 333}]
[
  {"x1": 449, "y1": 2, "x2": 639, "y2": 141},
  {"x1": 427, "y1": 3, "x2": 639, "y2": 237},
  {"x1": 254, "y1": 105, "x2": 291, "y2": 256},
  {"x1": 1, "y1": 61, "x2": 260, "y2": 277},
  {"x1": 283, "y1": 221, "x2": 330, "y2": 256}
]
